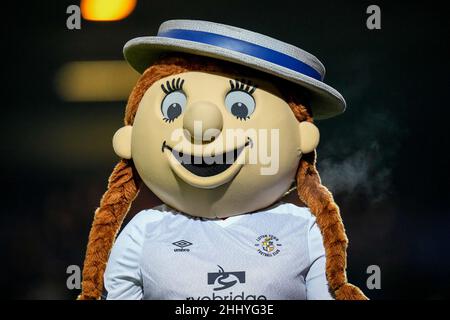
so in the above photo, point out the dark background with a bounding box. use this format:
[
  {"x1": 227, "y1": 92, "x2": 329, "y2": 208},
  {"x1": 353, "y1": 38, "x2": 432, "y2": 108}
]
[{"x1": 1, "y1": 0, "x2": 449, "y2": 299}]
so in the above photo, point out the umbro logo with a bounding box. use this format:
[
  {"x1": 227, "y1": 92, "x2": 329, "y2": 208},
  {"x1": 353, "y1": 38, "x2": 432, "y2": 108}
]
[{"x1": 172, "y1": 240, "x2": 192, "y2": 252}]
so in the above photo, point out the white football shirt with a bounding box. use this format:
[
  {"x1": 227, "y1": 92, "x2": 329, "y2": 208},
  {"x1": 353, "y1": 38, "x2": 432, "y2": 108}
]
[{"x1": 104, "y1": 202, "x2": 333, "y2": 300}]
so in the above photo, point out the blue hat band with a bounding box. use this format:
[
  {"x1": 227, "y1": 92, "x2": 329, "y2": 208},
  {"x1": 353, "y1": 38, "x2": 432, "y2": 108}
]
[{"x1": 158, "y1": 29, "x2": 323, "y2": 81}]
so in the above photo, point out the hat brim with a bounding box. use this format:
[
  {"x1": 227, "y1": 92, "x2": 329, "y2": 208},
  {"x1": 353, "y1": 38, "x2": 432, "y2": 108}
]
[{"x1": 124, "y1": 37, "x2": 346, "y2": 120}]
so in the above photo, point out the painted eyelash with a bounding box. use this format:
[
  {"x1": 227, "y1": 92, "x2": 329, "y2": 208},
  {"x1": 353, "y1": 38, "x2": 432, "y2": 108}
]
[
  {"x1": 161, "y1": 77, "x2": 185, "y2": 94},
  {"x1": 229, "y1": 79, "x2": 257, "y2": 94}
]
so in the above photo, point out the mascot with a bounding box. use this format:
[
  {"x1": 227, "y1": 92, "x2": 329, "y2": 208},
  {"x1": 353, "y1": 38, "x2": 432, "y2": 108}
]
[{"x1": 78, "y1": 20, "x2": 367, "y2": 300}]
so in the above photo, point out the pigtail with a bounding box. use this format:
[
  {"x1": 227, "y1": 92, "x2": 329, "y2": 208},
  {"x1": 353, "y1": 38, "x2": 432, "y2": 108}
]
[
  {"x1": 78, "y1": 160, "x2": 141, "y2": 300},
  {"x1": 285, "y1": 90, "x2": 367, "y2": 300},
  {"x1": 296, "y1": 152, "x2": 367, "y2": 300}
]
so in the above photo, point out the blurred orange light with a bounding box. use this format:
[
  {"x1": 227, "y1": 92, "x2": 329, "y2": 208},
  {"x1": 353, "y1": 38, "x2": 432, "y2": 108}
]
[{"x1": 81, "y1": 0, "x2": 137, "y2": 21}]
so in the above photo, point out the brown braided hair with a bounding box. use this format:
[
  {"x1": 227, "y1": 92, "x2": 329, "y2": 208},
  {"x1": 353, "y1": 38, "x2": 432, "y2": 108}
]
[{"x1": 78, "y1": 54, "x2": 367, "y2": 300}]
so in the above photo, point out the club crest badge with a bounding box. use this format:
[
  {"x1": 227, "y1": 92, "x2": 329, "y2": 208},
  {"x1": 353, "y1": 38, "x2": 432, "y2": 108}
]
[{"x1": 255, "y1": 234, "x2": 282, "y2": 257}]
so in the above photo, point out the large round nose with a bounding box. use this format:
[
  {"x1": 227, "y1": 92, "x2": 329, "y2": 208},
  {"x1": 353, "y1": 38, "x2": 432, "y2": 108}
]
[{"x1": 183, "y1": 101, "x2": 223, "y2": 142}]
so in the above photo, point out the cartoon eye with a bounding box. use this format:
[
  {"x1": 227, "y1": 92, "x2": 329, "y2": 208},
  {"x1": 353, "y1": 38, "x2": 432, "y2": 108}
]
[
  {"x1": 224, "y1": 91, "x2": 255, "y2": 120},
  {"x1": 161, "y1": 91, "x2": 187, "y2": 122}
]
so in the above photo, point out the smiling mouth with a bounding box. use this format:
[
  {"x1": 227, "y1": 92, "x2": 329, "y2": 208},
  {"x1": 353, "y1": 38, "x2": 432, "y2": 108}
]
[{"x1": 162, "y1": 140, "x2": 251, "y2": 177}]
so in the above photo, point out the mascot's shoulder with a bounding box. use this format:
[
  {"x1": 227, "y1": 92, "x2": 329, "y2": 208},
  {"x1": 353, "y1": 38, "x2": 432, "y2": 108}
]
[
  {"x1": 262, "y1": 201, "x2": 315, "y2": 221},
  {"x1": 127, "y1": 205, "x2": 169, "y2": 225}
]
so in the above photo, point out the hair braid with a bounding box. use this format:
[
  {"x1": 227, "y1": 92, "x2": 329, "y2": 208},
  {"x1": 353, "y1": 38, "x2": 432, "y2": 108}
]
[
  {"x1": 296, "y1": 153, "x2": 367, "y2": 299},
  {"x1": 78, "y1": 160, "x2": 141, "y2": 300},
  {"x1": 286, "y1": 95, "x2": 367, "y2": 300}
]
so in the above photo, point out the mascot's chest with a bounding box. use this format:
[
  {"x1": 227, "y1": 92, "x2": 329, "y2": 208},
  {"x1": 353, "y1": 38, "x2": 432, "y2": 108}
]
[{"x1": 140, "y1": 208, "x2": 311, "y2": 300}]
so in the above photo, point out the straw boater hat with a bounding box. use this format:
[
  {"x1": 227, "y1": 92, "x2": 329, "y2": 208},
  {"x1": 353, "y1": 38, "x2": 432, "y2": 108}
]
[{"x1": 124, "y1": 19, "x2": 346, "y2": 120}]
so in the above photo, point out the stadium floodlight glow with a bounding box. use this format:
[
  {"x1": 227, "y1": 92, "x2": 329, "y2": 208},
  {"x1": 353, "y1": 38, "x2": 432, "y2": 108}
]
[
  {"x1": 81, "y1": 0, "x2": 137, "y2": 21},
  {"x1": 55, "y1": 60, "x2": 139, "y2": 102}
]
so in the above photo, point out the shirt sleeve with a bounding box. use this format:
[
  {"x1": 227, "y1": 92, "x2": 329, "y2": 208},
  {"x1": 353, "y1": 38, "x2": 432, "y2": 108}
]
[
  {"x1": 305, "y1": 217, "x2": 334, "y2": 300},
  {"x1": 104, "y1": 212, "x2": 148, "y2": 300}
]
